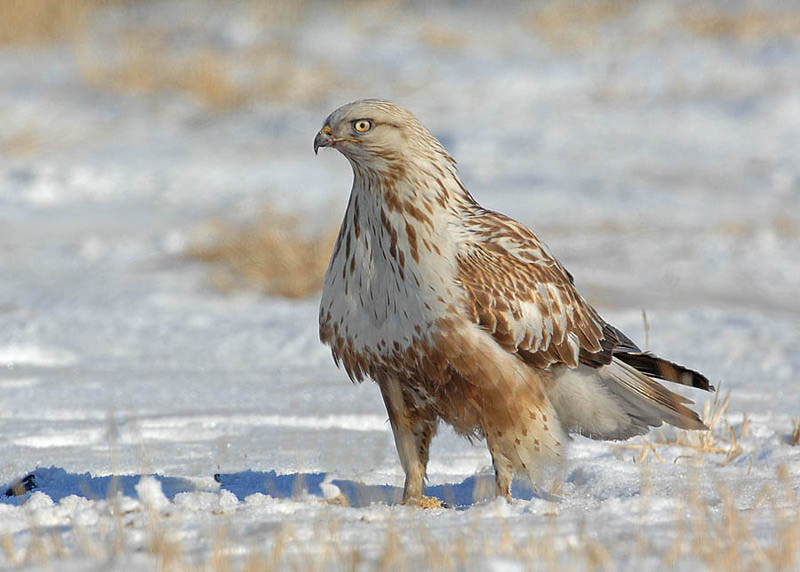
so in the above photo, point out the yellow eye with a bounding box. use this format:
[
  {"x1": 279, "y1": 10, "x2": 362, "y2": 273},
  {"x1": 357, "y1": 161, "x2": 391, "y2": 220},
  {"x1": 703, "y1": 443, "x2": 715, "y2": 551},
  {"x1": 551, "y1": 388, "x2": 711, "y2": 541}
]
[{"x1": 353, "y1": 119, "x2": 372, "y2": 133}]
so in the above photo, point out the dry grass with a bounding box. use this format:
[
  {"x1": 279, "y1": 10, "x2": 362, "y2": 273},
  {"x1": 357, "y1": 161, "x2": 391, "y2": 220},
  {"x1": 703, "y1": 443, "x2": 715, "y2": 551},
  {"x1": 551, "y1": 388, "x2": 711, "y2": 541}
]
[
  {"x1": 0, "y1": 0, "x2": 118, "y2": 45},
  {"x1": 774, "y1": 216, "x2": 800, "y2": 240},
  {"x1": 3, "y1": 419, "x2": 799, "y2": 572},
  {"x1": 188, "y1": 209, "x2": 337, "y2": 299},
  {"x1": 79, "y1": 41, "x2": 248, "y2": 110},
  {"x1": 1, "y1": 0, "x2": 335, "y2": 109},
  {"x1": 677, "y1": 467, "x2": 799, "y2": 571},
  {"x1": 525, "y1": 0, "x2": 800, "y2": 51},
  {"x1": 616, "y1": 389, "x2": 747, "y2": 467},
  {"x1": 684, "y1": 5, "x2": 800, "y2": 42},
  {"x1": 716, "y1": 216, "x2": 800, "y2": 240},
  {"x1": 77, "y1": 33, "x2": 337, "y2": 110},
  {"x1": 0, "y1": 129, "x2": 42, "y2": 157},
  {"x1": 6, "y1": 1, "x2": 800, "y2": 110},
  {"x1": 607, "y1": 392, "x2": 800, "y2": 571},
  {"x1": 419, "y1": 24, "x2": 470, "y2": 50},
  {"x1": 5, "y1": 491, "x2": 796, "y2": 571},
  {"x1": 525, "y1": 0, "x2": 635, "y2": 50}
]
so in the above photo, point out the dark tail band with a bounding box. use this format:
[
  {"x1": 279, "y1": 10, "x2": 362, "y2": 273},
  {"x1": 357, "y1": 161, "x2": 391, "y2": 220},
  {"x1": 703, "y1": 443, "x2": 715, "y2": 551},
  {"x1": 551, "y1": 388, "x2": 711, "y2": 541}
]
[{"x1": 613, "y1": 351, "x2": 714, "y2": 392}]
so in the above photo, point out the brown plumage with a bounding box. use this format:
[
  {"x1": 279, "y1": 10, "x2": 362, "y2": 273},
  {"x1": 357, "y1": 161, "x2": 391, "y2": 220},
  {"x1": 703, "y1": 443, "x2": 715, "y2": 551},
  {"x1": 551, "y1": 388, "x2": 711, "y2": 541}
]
[{"x1": 315, "y1": 99, "x2": 712, "y2": 504}]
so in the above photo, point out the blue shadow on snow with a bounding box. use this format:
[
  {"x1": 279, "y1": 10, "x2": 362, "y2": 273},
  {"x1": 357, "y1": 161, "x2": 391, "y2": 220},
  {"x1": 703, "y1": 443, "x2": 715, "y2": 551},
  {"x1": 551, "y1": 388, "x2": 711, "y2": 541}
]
[{"x1": 2, "y1": 467, "x2": 538, "y2": 509}]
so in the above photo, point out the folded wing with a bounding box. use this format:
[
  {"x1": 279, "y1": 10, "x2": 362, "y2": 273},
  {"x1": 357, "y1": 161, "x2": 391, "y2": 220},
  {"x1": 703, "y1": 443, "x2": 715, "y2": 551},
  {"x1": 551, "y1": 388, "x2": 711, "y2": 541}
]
[{"x1": 457, "y1": 209, "x2": 712, "y2": 438}]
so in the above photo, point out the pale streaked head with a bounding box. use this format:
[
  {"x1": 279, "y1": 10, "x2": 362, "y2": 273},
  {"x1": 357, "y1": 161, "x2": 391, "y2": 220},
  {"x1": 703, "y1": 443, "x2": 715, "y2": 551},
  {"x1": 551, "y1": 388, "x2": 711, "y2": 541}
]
[{"x1": 313, "y1": 99, "x2": 452, "y2": 172}]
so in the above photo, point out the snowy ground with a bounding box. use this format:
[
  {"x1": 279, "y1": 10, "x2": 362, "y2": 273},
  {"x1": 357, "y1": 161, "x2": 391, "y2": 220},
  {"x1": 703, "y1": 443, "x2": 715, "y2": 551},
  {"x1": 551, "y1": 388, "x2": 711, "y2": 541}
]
[{"x1": 1, "y1": 1, "x2": 799, "y2": 569}]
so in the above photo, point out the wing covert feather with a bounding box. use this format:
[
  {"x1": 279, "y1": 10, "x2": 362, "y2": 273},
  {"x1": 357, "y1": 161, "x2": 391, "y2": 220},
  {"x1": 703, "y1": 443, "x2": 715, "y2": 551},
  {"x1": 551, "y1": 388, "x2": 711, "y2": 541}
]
[{"x1": 457, "y1": 210, "x2": 608, "y2": 370}]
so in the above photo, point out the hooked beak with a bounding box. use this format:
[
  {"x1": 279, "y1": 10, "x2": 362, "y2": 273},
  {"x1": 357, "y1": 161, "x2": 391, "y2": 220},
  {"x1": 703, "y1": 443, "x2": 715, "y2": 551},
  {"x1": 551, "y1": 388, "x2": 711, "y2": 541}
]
[{"x1": 314, "y1": 124, "x2": 333, "y2": 155}]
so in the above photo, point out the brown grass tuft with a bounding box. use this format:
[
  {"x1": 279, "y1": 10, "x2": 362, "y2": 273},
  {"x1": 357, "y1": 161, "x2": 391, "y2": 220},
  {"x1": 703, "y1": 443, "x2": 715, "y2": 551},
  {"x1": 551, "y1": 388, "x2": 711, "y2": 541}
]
[
  {"x1": 525, "y1": 0, "x2": 635, "y2": 50},
  {"x1": 79, "y1": 40, "x2": 248, "y2": 110},
  {"x1": 791, "y1": 418, "x2": 800, "y2": 447},
  {"x1": 2, "y1": 0, "x2": 335, "y2": 110},
  {"x1": 774, "y1": 216, "x2": 800, "y2": 239},
  {"x1": 525, "y1": 1, "x2": 800, "y2": 51},
  {"x1": 76, "y1": 32, "x2": 336, "y2": 110},
  {"x1": 419, "y1": 24, "x2": 470, "y2": 50},
  {"x1": 684, "y1": 5, "x2": 800, "y2": 41},
  {"x1": 0, "y1": 129, "x2": 42, "y2": 157},
  {"x1": 0, "y1": 0, "x2": 117, "y2": 45},
  {"x1": 189, "y1": 209, "x2": 337, "y2": 299}
]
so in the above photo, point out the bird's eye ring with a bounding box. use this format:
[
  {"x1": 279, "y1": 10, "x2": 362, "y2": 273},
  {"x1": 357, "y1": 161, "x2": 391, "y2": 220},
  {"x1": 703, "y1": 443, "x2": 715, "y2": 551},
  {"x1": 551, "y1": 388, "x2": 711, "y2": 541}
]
[{"x1": 353, "y1": 119, "x2": 372, "y2": 133}]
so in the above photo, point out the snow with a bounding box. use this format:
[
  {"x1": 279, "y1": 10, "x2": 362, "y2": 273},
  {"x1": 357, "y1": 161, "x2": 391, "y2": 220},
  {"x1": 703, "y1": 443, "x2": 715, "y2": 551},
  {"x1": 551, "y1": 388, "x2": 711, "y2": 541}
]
[
  {"x1": 1, "y1": 0, "x2": 799, "y2": 569},
  {"x1": 135, "y1": 476, "x2": 171, "y2": 512}
]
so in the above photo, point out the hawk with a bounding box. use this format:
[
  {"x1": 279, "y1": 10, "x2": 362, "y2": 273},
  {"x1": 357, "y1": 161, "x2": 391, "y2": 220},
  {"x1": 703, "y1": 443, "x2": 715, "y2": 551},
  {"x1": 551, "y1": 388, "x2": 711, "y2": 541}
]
[{"x1": 314, "y1": 100, "x2": 712, "y2": 504}]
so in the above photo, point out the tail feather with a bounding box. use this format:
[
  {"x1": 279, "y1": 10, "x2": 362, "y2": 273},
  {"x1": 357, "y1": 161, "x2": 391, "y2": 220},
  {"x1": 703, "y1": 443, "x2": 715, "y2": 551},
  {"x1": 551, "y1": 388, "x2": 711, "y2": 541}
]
[
  {"x1": 614, "y1": 351, "x2": 714, "y2": 392},
  {"x1": 547, "y1": 358, "x2": 708, "y2": 442},
  {"x1": 601, "y1": 359, "x2": 707, "y2": 432}
]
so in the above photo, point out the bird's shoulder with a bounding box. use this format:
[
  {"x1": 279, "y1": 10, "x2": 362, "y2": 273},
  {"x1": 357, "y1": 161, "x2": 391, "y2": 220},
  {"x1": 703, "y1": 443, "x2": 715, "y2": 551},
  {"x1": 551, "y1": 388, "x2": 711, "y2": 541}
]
[{"x1": 458, "y1": 208, "x2": 575, "y2": 288}]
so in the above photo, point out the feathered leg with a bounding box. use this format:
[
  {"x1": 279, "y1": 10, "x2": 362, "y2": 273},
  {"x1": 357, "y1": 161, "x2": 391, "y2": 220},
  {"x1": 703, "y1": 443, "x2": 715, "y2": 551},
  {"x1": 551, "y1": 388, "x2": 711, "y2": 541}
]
[
  {"x1": 488, "y1": 445, "x2": 513, "y2": 502},
  {"x1": 378, "y1": 378, "x2": 437, "y2": 504}
]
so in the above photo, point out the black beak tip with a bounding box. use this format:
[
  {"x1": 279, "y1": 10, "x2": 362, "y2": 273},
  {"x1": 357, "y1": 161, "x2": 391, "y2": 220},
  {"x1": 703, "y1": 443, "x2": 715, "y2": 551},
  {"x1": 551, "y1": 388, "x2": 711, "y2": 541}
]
[{"x1": 314, "y1": 127, "x2": 332, "y2": 156}]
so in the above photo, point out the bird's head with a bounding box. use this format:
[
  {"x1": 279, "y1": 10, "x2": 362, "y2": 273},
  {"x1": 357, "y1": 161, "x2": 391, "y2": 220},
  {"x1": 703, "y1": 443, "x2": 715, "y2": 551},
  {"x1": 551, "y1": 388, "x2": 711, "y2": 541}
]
[{"x1": 314, "y1": 99, "x2": 452, "y2": 174}]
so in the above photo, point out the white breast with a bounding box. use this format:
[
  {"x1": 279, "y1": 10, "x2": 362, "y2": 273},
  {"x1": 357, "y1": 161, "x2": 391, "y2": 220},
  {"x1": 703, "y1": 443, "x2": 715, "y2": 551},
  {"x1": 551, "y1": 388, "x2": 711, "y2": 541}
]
[{"x1": 319, "y1": 182, "x2": 459, "y2": 358}]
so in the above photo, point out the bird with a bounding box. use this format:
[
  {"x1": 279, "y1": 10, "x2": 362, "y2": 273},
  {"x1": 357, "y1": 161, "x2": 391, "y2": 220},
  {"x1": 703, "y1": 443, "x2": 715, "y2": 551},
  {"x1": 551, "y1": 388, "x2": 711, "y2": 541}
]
[{"x1": 314, "y1": 99, "x2": 712, "y2": 505}]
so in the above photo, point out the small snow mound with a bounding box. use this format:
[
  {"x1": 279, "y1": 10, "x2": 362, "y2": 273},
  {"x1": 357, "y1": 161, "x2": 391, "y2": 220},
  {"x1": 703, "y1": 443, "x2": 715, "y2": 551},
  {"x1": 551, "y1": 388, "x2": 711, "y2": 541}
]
[
  {"x1": 320, "y1": 478, "x2": 341, "y2": 500},
  {"x1": 173, "y1": 490, "x2": 239, "y2": 512},
  {"x1": 25, "y1": 491, "x2": 54, "y2": 510},
  {"x1": 0, "y1": 504, "x2": 16, "y2": 518},
  {"x1": 135, "y1": 476, "x2": 170, "y2": 511},
  {"x1": 113, "y1": 495, "x2": 142, "y2": 514},
  {"x1": 218, "y1": 489, "x2": 238, "y2": 508},
  {"x1": 58, "y1": 495, "x2": 101, "y2": 527},
  {"x1": 485, "y1": 556, "x2": 525, "y2": 572},
  {"x1": 244, "y1": 493, "x2": 271, "y2": 505},
  {"x1": 486, "y1": 496, "x2": 511, "y2": 517},
  {"x1": 74, "y1": 506, "x2": 100, "y2": 527},
  {"x1": 59, "y1": 495, "x2": 92, "y2": 511}
]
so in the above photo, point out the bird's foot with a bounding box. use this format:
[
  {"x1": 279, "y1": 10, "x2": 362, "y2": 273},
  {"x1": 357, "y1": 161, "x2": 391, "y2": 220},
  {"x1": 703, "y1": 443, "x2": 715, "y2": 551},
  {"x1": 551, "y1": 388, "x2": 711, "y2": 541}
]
[
  {"x1": 402, "y1": 495, "x2": 444, "y2": 509},
  {"x1": 417, "y1": 496, "x2": 444, "y2": 509}
]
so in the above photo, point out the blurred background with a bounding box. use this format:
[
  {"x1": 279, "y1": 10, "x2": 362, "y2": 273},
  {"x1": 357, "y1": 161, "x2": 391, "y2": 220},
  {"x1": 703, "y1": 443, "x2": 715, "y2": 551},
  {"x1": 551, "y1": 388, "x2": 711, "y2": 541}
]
[{"x1": 2, "y1": 0, "x2": 798, "y2": 310}]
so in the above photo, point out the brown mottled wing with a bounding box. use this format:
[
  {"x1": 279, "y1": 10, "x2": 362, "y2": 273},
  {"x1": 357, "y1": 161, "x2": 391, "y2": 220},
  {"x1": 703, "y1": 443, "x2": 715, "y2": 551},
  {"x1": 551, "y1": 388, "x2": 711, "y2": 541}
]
[
  {"x1": 457, "y1": 210, "x2": 610, "y2": 370},
  {"x1": 457, "y1": 211, "x2": 714, "y2": 394}
]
